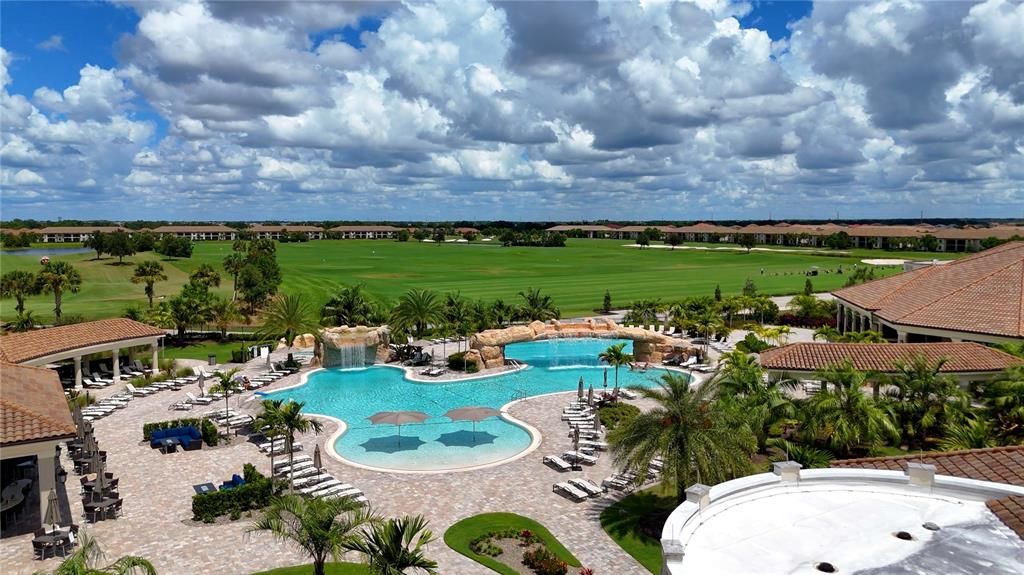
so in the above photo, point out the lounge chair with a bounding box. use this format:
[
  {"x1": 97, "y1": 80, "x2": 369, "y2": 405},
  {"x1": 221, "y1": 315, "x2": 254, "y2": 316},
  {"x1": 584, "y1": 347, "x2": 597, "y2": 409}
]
[
  {"x1": 543, "y1": 455, "x2": 572, "y2": 472},
  {"x1": 665, "y1": 326, "x2": 676, "y2": 336},
  {"x1": 82, "y1": 378, "x2": 108, "y2": 389},
  {"x1": 274, "y1": 461, "x2": 314, "y2": 476},
  {"x1": 267, "y1": 442, "x2": 302, "y2": 456},
  {"x1": 273, "y1": 455, "x2": 311, "y2": 471},
  {"x1": 647, "y1": 325, "x2": 656, "y2": 332},
  {"x1": 186, "y1": 392, "x2": 214, "y2": 405},
  {"x1": 170, "y1": 398, "x2": 193, "y2": 411},
  {"x1": 293, "y1": 474, "x2": 331, "y2": 490},
  {"x1": 618, "y1": 389, "x2": 638, "y2": 400},
  {"x1": 299, "y1": 478, "x2": 341, "y2": 495},
  {"x1": 568, "y1": 478, "x2": 605, "y2": 497},
  {"x1": 579, "y1": 440, "x2": 608, "y2": 451},
  {"x1": 280, "y1": 466, "x2": 318, "y2": 481},
  {"x1": 84, "y1": 369, "x2": 112, "y2": 384},
  {"x1": 126, "y1": 383, "x2": 155, "y2": 397},
  {"x1": 563, "y1": 451, "x2": 598, "y2": 465},
  {"x1": 317, "y1": 485, "x2": 361, "y2": 499},
  {"x1": 553, "y1": 482, "x2": 588, "y2": 502}
]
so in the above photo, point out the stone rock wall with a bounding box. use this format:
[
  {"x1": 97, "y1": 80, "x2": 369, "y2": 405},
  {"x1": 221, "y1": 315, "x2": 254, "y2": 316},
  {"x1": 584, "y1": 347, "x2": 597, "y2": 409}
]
[
  {"x1": 469, "y1": 318, "x2": 693, "y2": 368},
  {"x1": 319, "y1": 325, "x2": 391, "y2": 368}
]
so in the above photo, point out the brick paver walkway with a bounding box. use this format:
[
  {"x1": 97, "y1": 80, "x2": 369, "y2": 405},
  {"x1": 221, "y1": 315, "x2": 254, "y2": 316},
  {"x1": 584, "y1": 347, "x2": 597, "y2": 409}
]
[{"x1": 1, "y1": 365, "x2": 656, "y2": 575}]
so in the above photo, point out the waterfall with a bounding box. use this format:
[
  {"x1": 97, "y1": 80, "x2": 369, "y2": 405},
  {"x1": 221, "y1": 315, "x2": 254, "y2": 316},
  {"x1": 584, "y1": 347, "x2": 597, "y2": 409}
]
[{"x1": 325, "y1": 344, "x2": 371, "y2": 369}]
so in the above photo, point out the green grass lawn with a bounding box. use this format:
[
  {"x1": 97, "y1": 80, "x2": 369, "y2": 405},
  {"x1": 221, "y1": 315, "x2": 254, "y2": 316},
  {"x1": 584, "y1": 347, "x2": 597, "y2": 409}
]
[
  {"x1": 444, "y1": 512, "x2": 582, "y2": 574},
  {"x1": 600, "y1": 484, "x2": 679, "y2": 574},
  {"x1": 1, "y1": 238, "x2": 945, "y2": 323},
  {"x1": 249, "y1": 563, "x2": 370, "y2": 575},
  {"x1": 161, "y1": 339, "x2": 254, "y2": 364}
]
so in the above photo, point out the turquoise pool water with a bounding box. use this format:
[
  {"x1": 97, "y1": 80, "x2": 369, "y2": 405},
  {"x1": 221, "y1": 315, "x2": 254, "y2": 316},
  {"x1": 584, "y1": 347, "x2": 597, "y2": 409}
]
[{"x1": 260, "y1": 338, "x2": 669, "y2": 471}]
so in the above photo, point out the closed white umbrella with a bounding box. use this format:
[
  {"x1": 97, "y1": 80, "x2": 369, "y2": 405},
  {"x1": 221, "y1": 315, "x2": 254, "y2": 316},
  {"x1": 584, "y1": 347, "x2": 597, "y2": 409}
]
[
  {"x1": 43, "y1": 489, "x2": 62, "y2": 534},
  {"x1": 577, "y1": 377, "x2": 584, "y2": 400}
]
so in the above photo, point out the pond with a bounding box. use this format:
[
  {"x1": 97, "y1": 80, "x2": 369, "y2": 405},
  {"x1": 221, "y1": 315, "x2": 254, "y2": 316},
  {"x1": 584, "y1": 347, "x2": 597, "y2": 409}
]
[{"x1": 1, "y1": 247, "x2": 93, "y2": 257}]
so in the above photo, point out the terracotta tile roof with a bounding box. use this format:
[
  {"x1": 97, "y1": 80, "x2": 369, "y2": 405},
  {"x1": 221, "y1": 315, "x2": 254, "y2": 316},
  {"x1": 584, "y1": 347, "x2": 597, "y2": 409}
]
[
  {"x1": 987, "y1": 496, "x2": 1024, "y2": 540},
  {"x1": 759, "y1": 342, "x2": 1022, "y2": 373},
  {"x1": 329, "y1": 225, "x2": 403, "y2": 232},
  {"x1": 0, "y1": 362, "x2": 76, "y2": 446},
  {"x1": 151, "y1": 225, "x2": 236, "y2": 233},
  {"x1": 834, "y1": 242, "x2": 1024, "y2": 338},
  {"x1": 545, "y1": 225, "x2": 617, "y2": 232},
  {"x1": 0, "y1": 318, "x2": 165, "y2": 364},
  {"x1": 832, "y1": 446, "x2": 1024, "y2": 485},
  {"x1": 38, "y1": 226, "x2": 128, "y2": 234},
  {"x1": 249, "y1": 224, "x2": 324, "y2": 232}
]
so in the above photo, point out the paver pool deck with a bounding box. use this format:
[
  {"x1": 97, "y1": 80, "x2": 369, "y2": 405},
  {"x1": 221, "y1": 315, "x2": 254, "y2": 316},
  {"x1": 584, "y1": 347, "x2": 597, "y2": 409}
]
[{"x1": 0, "y1": 361, "x2": 659, "y2": 575}]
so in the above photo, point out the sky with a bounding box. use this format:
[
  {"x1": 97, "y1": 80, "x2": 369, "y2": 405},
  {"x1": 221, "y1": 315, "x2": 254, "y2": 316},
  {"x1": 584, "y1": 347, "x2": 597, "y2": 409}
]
[{"x1": 1, "y1": 0, "x2": 1022, "y2": 222}]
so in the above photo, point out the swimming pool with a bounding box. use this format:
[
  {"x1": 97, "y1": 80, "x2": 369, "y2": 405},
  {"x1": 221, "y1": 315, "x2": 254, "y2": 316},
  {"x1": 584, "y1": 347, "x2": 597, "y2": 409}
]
[{"x1": 260, "y1": 338, "x2": 670, "y2": 472}]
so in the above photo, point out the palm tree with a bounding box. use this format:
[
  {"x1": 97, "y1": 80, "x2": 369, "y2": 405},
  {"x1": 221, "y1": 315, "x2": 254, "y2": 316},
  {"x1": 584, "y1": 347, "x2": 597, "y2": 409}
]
[
  {"x1": 624, "y1": 299, "x2": 663, "y2": 326},
  {"x1": 249, "y1": 494, "x2": 376, "y2": 575},
  {"x1": 131, "y1": 261, "x2": 167, "y2": 308},
  {"x1": 802, "y1": 361, "x2": 898, "y2": 458},
  {"x1": 209, "y1": 297, "x2": 243, "y2": 339},
  {"x1": 1, "y1": 269, "x2": 39, "y2": 317},
  {"x1": 516, "y1": 288, "x2": 559, "y2": 322},
  {"x1": 609, "y1": 374, "x2": 754, "y2": 502},
  {"x1": 884, "y1": 354, "x2": 968, "y2": 450},
  {"x1": 391, "y1": 289, "x2": 444, "y2": 337},
  {"x1": 490, "y1": 299, "x2": 514, "y2": 328},
  {"x1": 258, "y1": 293, "x2": 319, "y2": 364},
  {"x1": 598, "y1": 343, "x2": 633, "y2": 396},
  {"x1": 938, "y1": 416, "x2": 997, "y2": 451},
  {"x1": 11, "y1": 310, "x2": 36, "y2": 332},
  {"x1": 766, "y1": 438, "x2": 833, "y2": 469},
  {"x1": 345, "y1": 515, "x2": 438, "y2": 575},
  {"x1": 33, "y1": 531, "x2": 156, "y2": 574},
  {"x1": 690, "y1": 311, "x2": 722, "y2": 352},
  {"x1": 254, "y1": 399, "x2": 285, "y2": 480},
  {"x1": 984, "y1": 365, "x2": 1024, "y2": 443},
  {"x1": 223, "y1": 252, "x2": 246, "y2": 301},
  {"x1": 36, "y1": 261, "x2": 82, "y2": 321},
  {"x1": 213, "y1": 368, "x2": 241, "y2": 440},
  {"x1": 813, "y1": 326, "x2": 841, "y2": 342},
  {"x1": 715, "y1": 351, "x2": 794, "y2": 452},
  {"x1": 188, "y1": 264, "x2": 221, "y2": 289},
  {"x1": 278, "y1": 400, "x2": 323, "y2": 491},
  {"x1": 321, "y1": 284, "x2": 375, "y2": 327}
]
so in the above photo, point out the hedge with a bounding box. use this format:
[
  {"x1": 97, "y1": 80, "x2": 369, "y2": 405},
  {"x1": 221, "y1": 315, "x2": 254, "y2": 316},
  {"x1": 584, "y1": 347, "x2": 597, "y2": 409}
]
[
  {"x1": 143, "y1": 418, "x2": 219, "y2": 446},
  {"x1": 192, "y1": 464, "x2": 278, "y2": 522},
  {"x1": 447, "y1": 352, "x2": 480, "y2": 373}
]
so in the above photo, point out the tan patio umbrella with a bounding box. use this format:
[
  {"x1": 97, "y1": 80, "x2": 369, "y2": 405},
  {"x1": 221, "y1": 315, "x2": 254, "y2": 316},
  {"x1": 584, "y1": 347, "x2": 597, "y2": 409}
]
[
  {"x1": 592, "y1": 410, "x2": 602, "y2": 432},
  {"x1": 43, "y1": 489, "x2": 63, "y2": 535},
  {"x1": 313, "y1": 444, "x2": 323, "y2": 483},
  {"x1": 367, "y1": 411, "x2": 430, "y2": 446},
  {"x1": 444, "y1": 406, "x2": 501, "y2": 438},
  {"x1": 577, "y1": 377, "x2": 585, "y2": 400},
  {"x1": 587, "y1": 384, "x2": 594, "y2": 407}
]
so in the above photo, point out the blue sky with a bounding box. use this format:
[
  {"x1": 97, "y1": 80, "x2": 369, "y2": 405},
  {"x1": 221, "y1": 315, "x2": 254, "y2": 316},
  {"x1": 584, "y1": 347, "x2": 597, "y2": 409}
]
[{"x1": 1, "y1": 1, "x2": 1021, "y2": 221}]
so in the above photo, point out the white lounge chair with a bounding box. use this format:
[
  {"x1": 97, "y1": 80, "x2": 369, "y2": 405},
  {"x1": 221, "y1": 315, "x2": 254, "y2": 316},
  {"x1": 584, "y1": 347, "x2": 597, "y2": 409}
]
[
  {"x1": 553, "y1": 482, "x2": 588, "y2": 501},
  {"x1": 281, "y1": 466, "x2": 318, "y2": 481},
  {"x1": 563, "y1": 450, "x2": 598, "y2": 465},
  {"x1": 543, "y1": 455, "x2": 572, "y2": 472},
  {"x1": 317, "y1": 485, "x2": 361, "y2": 499},
  {"x1": 568, "y1": 478, "x2": 605, "y2": 497},
  {"x1": 275, "y1": 461, "x2": 314, "y2": 476},
  {"x1": 273, "y1": 455, "x2": 311, "y2": 470},
  {"x1": 308, "y1": 481, "x2": 354, "y2": 497},
  {"x1": 126, "y1": 383, "x2": 155, "y2": 397},
  {"x1": 186, "y1": 392, "x2": 214, "y2": 405},
  {"x1": 579, "y1": 440, "x2": 608, "y2": 451},
  {"x1": 300, "y1": 479, "x2": 341, "y2": 495}
]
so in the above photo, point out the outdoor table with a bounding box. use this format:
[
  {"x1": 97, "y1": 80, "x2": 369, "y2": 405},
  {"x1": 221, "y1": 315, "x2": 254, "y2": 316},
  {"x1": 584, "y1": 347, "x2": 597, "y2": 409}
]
[
  {"x1": 32, "y1": 531, "x2": 71, "y2": 559},
  {"x1": 192, "y1": 483, "x2": 217, "y2": 495},
  {"x1": 160, "y1": 437, "x2": 180, "y2": 453},
  {"x1": 84, "y1": 498, "x2": 118, "y2": 522}
]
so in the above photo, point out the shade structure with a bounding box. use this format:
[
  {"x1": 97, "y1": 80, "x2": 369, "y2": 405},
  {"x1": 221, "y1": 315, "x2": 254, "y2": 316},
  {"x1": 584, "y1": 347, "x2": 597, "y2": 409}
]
[
  {"x1": 587, "y1": 385, "x2": 594, "y2": 407},
  {"x1": 578, "y1": 377, "x2": 585, "y2": 399},
  {"x1": 603, "y1": 368, "x2": 608, "y2": 388},
  {"x1": 367, "y1": 411, "x2": 430, "y2": 446},
  {"x1": 444, "y1": 406, "x2": 501, "y2": 438},
  {"x1": 313, "y1": 444, "x2": 323, "y2": 483},
  {"x1": 43, "y1": 489, "x2": 63, "y2": 534},
  {"x1": 592, "y1": 411, "x2": 601, "y2": 431}
]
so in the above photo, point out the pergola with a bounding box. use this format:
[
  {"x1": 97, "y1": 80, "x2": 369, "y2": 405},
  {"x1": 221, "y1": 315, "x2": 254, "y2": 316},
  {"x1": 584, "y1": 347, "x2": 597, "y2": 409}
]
[
  {"x1": 1, "y1": 363, "x2": 77, "y2": 531},
  {"x1": 0, "y1": 319, "x2": 165, "y2": 389}
]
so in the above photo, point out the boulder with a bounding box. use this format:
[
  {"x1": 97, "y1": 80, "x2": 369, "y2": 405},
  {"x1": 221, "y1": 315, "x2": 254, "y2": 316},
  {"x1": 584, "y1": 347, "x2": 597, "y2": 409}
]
[
  {"x1": 480, "y1": 346, "x2": 503, "y2": 361},
  {"x1": 292, "y1": 333, "x2": 316, "y2": 348},
  {"x1": 464, "y1": 349, "x2": 484, "y2": 371},
  {"x1": 471, "y1": 325, "x2": 535, "y2": 348},
  {"x1": 529, "y1": 320, "x2": 547, "y2": 336}
]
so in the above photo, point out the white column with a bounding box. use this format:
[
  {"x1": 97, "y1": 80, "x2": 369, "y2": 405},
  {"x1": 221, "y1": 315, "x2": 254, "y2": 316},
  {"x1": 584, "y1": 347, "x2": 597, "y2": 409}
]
[
  {"x1": 836, "y1": 305, "x2": 843, "y2": 333},
  {"x1": 897, "y1": 331, "x2": 908, "y2": 343},
  {"x1": 37, "y1": 451, "x2": 56, "y2": 522},
  {"x1": 74, "y1": 356, "x2": 82, "y2": 390},
  {"x1": 151, "y1": 344, "x2": 159, "y2": 375},
  {"x1": 112, "y1": 348, "x2": 120, "y2": 381}
]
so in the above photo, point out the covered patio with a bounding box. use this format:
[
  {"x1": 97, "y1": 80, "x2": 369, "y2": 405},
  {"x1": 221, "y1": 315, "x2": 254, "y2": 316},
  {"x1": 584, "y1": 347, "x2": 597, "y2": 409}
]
[
  {"x1": 0, "y1": 319, "x2": 165, "y2": 390},
  {"x1": 1, "y1": 363, "x2": 77, "y2": 539}
]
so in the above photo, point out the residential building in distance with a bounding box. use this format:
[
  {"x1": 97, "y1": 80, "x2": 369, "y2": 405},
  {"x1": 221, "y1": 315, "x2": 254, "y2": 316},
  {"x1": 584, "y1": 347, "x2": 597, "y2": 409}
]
[
  {"x1": 249, "y1": 224, "x2": 325, "y2": 240},
  {"x1": 150, "y1": 225, "x2": 238, "y2": 241},
  {"x1": 328, "y1": 225, "x2": 403, "y2": 239},
  {"x1": 36, "y1": 226, "x2": 129, "y2": 243}
]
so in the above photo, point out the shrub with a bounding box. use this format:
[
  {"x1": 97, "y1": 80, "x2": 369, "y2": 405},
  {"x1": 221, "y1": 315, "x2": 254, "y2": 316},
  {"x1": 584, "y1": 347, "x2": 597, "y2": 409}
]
[
  {"x1": 191, "y1": 464, "x2": 277, "y2": 521},
  {"x1": 143, "y1": 418, "x2": 219, "y2": 446},
  {"x1": 736, "y1": 333, "x2": 772, "y2": 354},
  {"x1": 598, "y1": 403, "x2": 640, "y2": 431},
  {"x1": 447, "y1": 352, "x2": 480, "y2": 373},
  {"x1": 522, "y1": 546, "x2": 568, "y2": 575}
]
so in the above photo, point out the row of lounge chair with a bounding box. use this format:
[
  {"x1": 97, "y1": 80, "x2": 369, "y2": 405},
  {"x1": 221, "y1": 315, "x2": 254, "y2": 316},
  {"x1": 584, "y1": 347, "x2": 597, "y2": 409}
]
[
  {"x1": 418, "y1": 366, "x2": 447, "y2": 377},
  {"x1": 267, "y1": 449, "x2": 368, "y2": 506},
  {"x1": 552, "y1": 478, "x2": 606, "y2": 501},
  {"x1": 77, "y1": 360, "x2": 156, "y2": 389},
  {"x1": 204, "y1": 408, "x2": 254, "y2": 429},
  {"x1": 80, "y1": 393, "x2": 133, "y2": 422},
  {"x1": 621, "y1": 324, "x2": 679, "y2": 336}
]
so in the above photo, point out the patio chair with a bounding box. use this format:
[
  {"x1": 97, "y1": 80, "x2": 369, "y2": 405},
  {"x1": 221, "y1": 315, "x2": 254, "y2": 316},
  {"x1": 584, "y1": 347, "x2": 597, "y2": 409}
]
[
  {"x1": 563, "y1": 450, "x2": 598, "y2": 465},
  {"x1": 132, "y1": 360, "x2": 155, "y2": 374},
  {"x1": 186, "y1": 392, "x2": 214, "y2": 405},
  {"x1": 300, "y1": 479, "x2": 342, "y2": 496},
  {"x1": 315, "y1": 484, "x2": 361, "y2": 499},
  {"x1": 273, "y1": 455, "x2": 311, "y2": 470},
  {"x1": 553, "y1": 482, "x2": 588, "y2": 502},
  {"x1": 125, "y1": 383, "x2": 155, "y2": 397}
]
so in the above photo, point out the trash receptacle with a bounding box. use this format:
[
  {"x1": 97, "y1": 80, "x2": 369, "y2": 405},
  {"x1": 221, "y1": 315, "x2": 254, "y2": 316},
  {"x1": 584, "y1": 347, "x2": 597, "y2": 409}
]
[{"x1": 208, "y1": 354, "x2": 217, "y2": 366}]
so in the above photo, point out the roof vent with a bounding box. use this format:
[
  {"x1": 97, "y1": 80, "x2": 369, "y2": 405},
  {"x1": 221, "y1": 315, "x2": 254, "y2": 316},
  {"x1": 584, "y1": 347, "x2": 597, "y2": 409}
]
[
  {"x1": 905, "y1": 462, "x2": 936, "y2": 487},
  {"x1": 895, "y1": 531, "x2": 914, "y2": 541},
  {"x1": 922, "y1": 522, "x2": 941, "y2": 531},
  {"x1": 815, "y1": 562, "x2": 837, "y2": 573}
]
